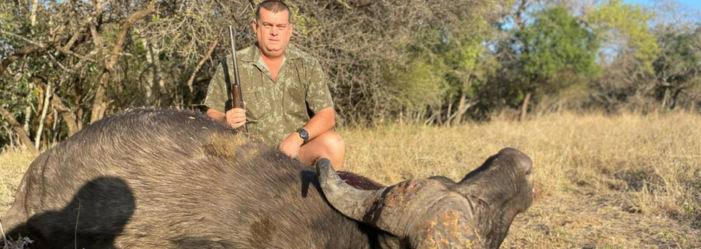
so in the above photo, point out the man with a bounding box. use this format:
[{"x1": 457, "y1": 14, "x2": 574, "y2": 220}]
[{"x1": 204, "y1": 0, "x2": 345, "y2": 169}]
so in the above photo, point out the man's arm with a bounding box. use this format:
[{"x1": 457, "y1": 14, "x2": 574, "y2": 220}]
[
  {"x1": 279, "y1": 56, "x2": 336, "y2": 157},
  {"x1": 206, "y1": 108, "x2": 246, "y2": 129},
  {"x1": 205, "y1": 108, "x2": 226, "y2": 123},
  {"x1": 278, "y1": 106, "x2": 335, "y2": 157},
  {"x1": 203, "y1": 57, "x2": 246, "y2": 129},
  {"x1": 300, "y1": 106, "x2": 336, "y2": 140}
]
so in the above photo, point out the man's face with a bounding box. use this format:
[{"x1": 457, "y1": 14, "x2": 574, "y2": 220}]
[{"x1": 253, "y1": 8, "x2": 293, "y2": 59}]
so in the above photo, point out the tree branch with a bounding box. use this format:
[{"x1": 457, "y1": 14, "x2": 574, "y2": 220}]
[
  {"x1": 0, "y1": 29, "x2": 96, "y2": 75},
  {"x1": 0, "y1": 106, "x2": 40, "y2": 154},
  {"x1": 106, "y1": 1, "x2": 157, "y2": 70},
  {"x1": 188, "y1": 38, "x2": 219, "y2": 92},
  {"x1": 0, "y1": 29, "x2": 46, "y2": 47},
  {"x1": 0, "y1": 44, "x2": 43, "y2": 77}
]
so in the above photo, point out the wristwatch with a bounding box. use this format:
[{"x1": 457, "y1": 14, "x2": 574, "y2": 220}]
[{"x1": 296, "y1": 128, "x2": 309, "y2": 144}]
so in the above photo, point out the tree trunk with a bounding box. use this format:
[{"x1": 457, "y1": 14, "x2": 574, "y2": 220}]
[
  {"x1": 661, "y1": 87, "x2": 671, "y2": 111},
  {"x1": 24, "y1": 106, "x2": 32, "y2": 134},
  {"x1": 520, "y1": 91, "x2": 531, "y2": 122},
  {"x1": 51, "y1": 95, "x2": 80, "y2": 136},
  {"x1": 0, "y1": 106, "x2": 39, "y2": 154},
  {"x1": 450, "y1": 92, "x2": 472, "y2": 126},
  {"x1": 141, "y1": 37, "x2": 166, "y2": 105},
  {"x1": 31, "y1": 0, "x2": 40, "y2": 27},
  {"x1": 91, "y1": 74, "x2": 110, "y2": 123},
  {"x1": 142, "y1": 38, "x2": 156, "y2": 104},
  {"x1": 35, "y1": 80, "x2": 53, "y2": 150}
]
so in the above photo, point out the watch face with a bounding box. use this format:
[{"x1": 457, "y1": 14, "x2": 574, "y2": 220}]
[{"x1": 298, "y1": 129, "x2": 309, "y2": 139}]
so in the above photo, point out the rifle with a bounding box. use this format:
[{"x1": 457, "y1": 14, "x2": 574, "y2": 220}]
[{"x1": 223, "y1": 25, "x2": 247, "y2": 133}]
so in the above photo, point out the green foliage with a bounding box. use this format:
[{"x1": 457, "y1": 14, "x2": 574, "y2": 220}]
[
  {"x1": 442, "y1": 20, "x2": 495, "y2": 98},
  {"x1": 388, "y1": 11, "x2": 494, "y2": 123},
  {"x1": 518, "y1": 5, "x2": 601, "y2": 83},
  {"x1": 1, "y1": 78, "x2": 35, "y2": 109},
  {"x1": 383, "y1": 58, "x2": 447, "y2": 113},
  {"x1": 653, "y1": 27, "x2": 701, "y2": 85},
  {"x1": 283, "y1": 2, "x2": 314, "y2": 39},
  {"x1": 0, "y1": 13, "x2": 14, "y2": 32},
  {"x1": 651, "y1": 24, "x2": 701, "y2": 108},
  {"x1": 494, "y1": 4, "x2": 603, "y2": 117},
  {"x1": 590, "y1": 0, "x2": 659, "y2": 73}
]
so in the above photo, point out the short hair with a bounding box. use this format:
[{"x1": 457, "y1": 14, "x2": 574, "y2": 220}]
[{"x1": 255, "y1": 0, "x2": 291, "y2": 23}]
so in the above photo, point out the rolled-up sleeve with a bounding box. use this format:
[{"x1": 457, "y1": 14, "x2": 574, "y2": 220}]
[
  {"x1": 204, "y1": 63, "x2": 228, "y2": 113},
  {"x1": 305, "y1": 59, "x2": 334, "y2": 113}
]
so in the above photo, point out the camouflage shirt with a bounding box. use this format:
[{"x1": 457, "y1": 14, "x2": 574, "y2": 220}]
[{"x1": 204, "y1": 44, "x2": 334, "y2": 146}]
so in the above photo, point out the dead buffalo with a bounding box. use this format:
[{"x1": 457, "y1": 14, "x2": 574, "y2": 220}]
[{"x1": 1, "y1": 108, "x2": 534, "y2": 249}]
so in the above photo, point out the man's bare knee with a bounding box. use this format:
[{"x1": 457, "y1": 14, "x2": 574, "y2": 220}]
[
  {"x1": 321, "y1": 132, "x2": 344, "y2": 155},
  {"x1": 319, "y1": 132, "x2": 344, "y2": 169},
  {"x1": 299, "y1": 131, "x2": 345, "y2": 169}
]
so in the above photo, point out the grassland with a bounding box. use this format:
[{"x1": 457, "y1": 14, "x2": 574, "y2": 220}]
[{"x1": 2, "y1": 112, "x2": 700, "y2": 248}]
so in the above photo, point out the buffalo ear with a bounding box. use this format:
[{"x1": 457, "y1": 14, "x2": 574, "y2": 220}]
[
  {"x1": 428, "y1": 176, "x2": 456, "y2": 185},
  {"x1": 458, "y1": 147, "x2": 532, "y2": 185}
]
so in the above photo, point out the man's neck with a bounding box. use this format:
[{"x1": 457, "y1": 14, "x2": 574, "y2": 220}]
[{"x1": 259, "y1": 51, "x2": 284, "y2": 81}]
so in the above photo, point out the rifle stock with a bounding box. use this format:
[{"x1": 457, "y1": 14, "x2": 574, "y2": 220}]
[{"x1": 229, "y1": 25, "x2": 247, "y2": 133}]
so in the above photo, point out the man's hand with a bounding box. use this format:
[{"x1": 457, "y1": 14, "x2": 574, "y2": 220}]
[
  {"x1": 225, "y1": 108, "x2": 246, "y2": 129},
  {"x1": 279, "y1": 132, "x2": 305, "y2": 159}
]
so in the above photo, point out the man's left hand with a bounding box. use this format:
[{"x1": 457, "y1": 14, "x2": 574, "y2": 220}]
[{"x1": 279, "y1": 132, "x2": 305, "y2": 159}]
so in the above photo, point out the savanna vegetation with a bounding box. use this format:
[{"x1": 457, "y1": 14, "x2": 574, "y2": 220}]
[
  {"x1": 1, "y1": 0, "x2": 700, "y2": 150},
  {"x1": 1, "y1": 0, "x2": 700, "y2": 247}
]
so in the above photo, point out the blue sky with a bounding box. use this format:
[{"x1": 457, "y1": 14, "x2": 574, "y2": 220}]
[{"x1": 623, "y1": 0, "x2": 701, "y2": 10}]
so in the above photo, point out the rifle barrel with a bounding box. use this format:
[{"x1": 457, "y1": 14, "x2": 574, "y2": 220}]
[
  {"x1": 228, "y1": 25, "x2": 246, "y2": 133},
  {"x1": 229, "y1": 26, "x2": 242, "y2": 92}
]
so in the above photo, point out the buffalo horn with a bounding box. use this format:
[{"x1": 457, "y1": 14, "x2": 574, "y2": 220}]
[{"x1": 315, "y1": 158, "x2": 409, "y2": 236}]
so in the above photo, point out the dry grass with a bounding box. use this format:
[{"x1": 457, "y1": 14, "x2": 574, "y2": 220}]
[
  {"x1": 0, "y1": 148, "x2": 35, "y2": 249},
  {"x1": 341, "y1": 112, "x2": 701, "y2": 248},
  {"x1": 2, "y1": 112, "x2": 700, "y2": 248},
  {"x1": 0, "y1": 148, "x2": 35, "y2": 214}
]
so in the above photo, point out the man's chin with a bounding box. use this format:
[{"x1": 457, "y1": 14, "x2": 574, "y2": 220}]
[
  {"x1": 262, "y1": 47, "x2": 285, "y2": 57},
  {"x1": 266, "y1": 45, "x2": 283, "y2": 52}
]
